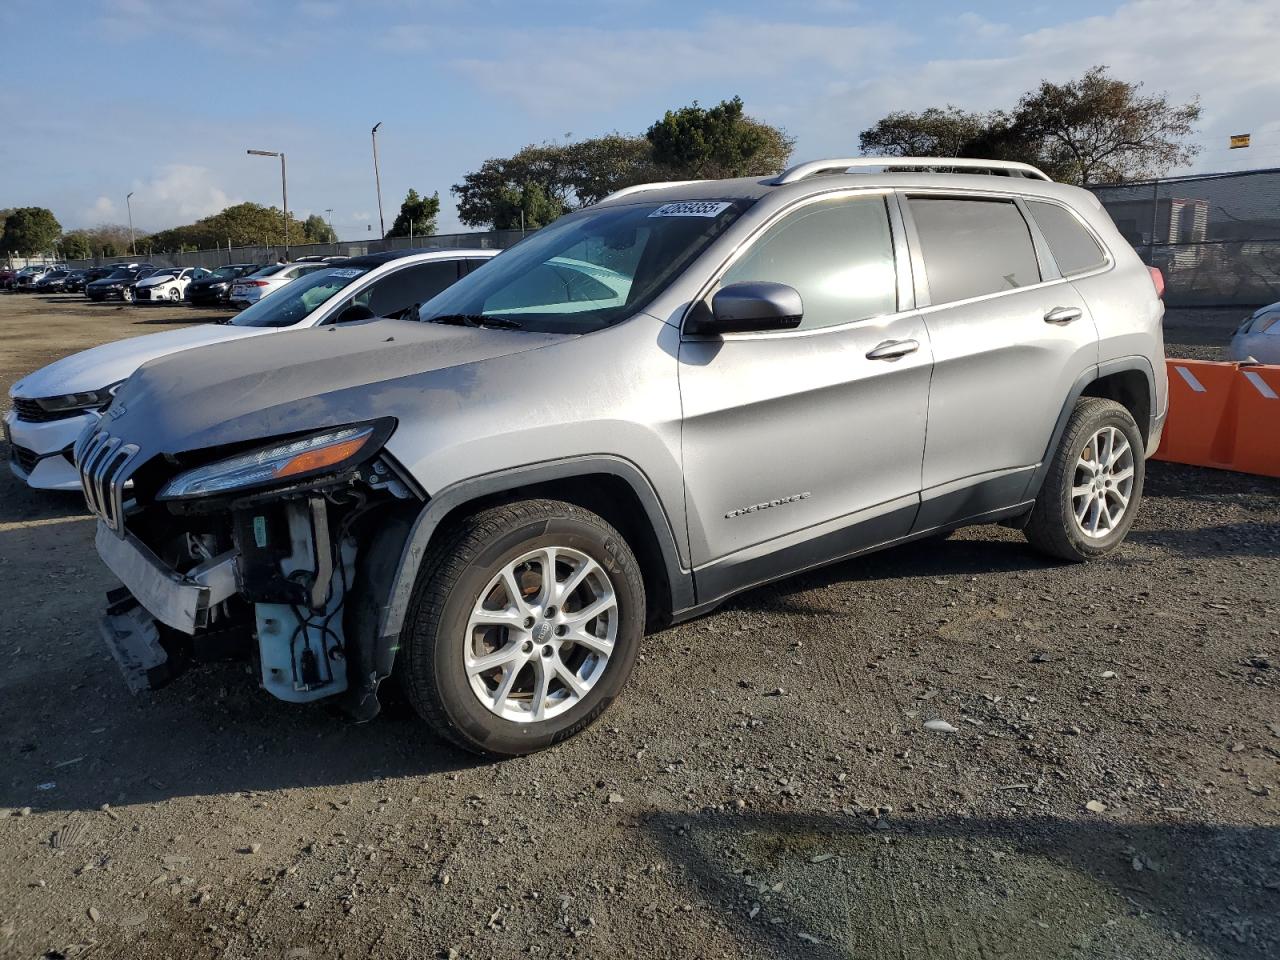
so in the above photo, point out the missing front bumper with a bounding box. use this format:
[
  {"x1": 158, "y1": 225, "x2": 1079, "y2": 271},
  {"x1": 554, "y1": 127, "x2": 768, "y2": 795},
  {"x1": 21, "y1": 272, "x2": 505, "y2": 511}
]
[
  {"x1": 100, "y1": 588, "x2": 174, "y2": 693},
  {"x1": 93, "y1": 521, "x2": 237, "y2": 635}
]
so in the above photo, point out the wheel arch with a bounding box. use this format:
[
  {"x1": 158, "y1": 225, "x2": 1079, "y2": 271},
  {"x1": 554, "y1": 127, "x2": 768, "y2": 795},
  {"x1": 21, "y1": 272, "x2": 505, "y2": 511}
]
[
  {"x1": 1024, "y1": 357, "x2": 1156, "y2": 502},
  {"x1": 353, "y1": 456, "x2": 693, "y2": 708}
]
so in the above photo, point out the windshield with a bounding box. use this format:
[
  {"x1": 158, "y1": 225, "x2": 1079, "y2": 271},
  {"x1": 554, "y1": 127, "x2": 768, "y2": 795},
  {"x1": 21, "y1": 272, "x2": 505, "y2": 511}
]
[
  {"x1": 246, "y1": 264, "x2": 289, "y2": 279},
  {"x1": 103, "y1": 268, "x2": 133, "y2": 280},
  {"x1": 417, "y1": 199, "x2": 751, "y2": 333},
  {"x1": 211, "y1": 266, "x2": 241, "y2": 278},
  {"x1": 229, "y1": 265, "x2": 371, "y2": 328}
]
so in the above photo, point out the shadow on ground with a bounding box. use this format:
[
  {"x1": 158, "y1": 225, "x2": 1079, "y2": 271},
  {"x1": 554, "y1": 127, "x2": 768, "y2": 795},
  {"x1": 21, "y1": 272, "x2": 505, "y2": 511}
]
[{"x1": 646, "y1": 809, "x2": 1280, "y2": 959}]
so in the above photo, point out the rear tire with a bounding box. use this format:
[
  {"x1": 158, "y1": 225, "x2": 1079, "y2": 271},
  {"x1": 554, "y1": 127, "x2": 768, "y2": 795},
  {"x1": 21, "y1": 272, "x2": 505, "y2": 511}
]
[
  {"x1": 398, "y1": 499, "x2": 645, "y2": 757},
  {"x1": 1024, "y1": 397, "x2": 1145, "y2": 562}
]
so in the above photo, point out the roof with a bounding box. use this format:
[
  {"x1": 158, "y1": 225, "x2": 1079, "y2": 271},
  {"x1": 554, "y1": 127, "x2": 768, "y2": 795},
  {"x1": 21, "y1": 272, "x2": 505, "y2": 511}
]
[
  {"x1": 337, "y1": 247, "x2": 500, "y2": 269},
  {"x1": 594, "y1": 157, "x2": 1097, "y2": 211}
]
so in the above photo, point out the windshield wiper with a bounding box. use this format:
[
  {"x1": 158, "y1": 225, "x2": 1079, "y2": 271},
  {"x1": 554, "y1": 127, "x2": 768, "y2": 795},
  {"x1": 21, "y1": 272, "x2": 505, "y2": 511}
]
[{"x1": 429, "y1": 313, "x2": 524, "y2": 330}]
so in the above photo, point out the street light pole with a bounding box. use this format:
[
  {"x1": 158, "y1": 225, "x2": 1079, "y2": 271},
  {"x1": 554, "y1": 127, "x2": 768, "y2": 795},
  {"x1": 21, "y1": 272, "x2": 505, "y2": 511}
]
[
  {"x1": 126, "y1": 192, "x2": 136, "y2": 256},
  {"x1": 324, "y1": 208, "x2": 334, "y2": 240},
  {"x1": 371, "y1": 122, "x2": 386, "y2": 241},
  {"x1": 247, "y1": 148, "x2": 289, "y2": 259}
]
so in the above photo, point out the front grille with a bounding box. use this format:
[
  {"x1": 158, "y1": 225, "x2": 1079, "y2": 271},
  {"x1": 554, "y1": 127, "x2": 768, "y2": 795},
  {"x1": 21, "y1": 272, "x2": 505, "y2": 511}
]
[
  {"x1": 10, "y1": 444, "x2": 38, "y2": 474},
  {"x1": 137, "y1": 288, "x2": 152, "y2": 301},
  {"x1": 11, "y1": 397, "x2": 81, "y2": 423},
  {"x1": 76, "y1": 429, "x2": 141, "y2": 534}
]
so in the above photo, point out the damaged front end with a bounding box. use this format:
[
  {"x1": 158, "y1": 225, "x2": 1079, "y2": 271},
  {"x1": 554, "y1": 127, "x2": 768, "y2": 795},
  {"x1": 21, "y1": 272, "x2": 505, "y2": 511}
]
[{"x1": 76, "y1": 417, "x2": 418, "y2": 718}]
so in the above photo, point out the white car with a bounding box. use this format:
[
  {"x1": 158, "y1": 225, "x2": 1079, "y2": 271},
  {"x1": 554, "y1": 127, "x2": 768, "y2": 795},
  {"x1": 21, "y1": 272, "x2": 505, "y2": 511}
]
[
  {"x1": 134, "y1": 267, "x2": 212, "y2": 303},
  {"x1": 1229, "y1": 301, "x2": 1280, "y2": 365},
  {"x1": 5, "y1": 248, "x2": 498, "y2": 490},
  {"x1": 229, "y1": 261, "x2": 331, "y2": 307}
]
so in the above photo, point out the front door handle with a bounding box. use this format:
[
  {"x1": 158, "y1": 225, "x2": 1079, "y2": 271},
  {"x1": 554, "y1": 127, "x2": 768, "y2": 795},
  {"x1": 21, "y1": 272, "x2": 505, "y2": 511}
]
[
  {"x1": 866, "y1": 339, "x2": 920, "y2": 361},
  {"x1": 1044, "y1": 306, "x2": 1083, "y2": 325}
]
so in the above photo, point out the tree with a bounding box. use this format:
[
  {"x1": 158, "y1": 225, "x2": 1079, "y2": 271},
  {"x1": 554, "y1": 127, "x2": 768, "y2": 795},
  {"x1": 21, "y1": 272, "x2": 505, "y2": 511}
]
[
  {"x1": 858, "y1": 66, "x2": 1200, "y2": 185},
  {"x1": 385, "y1": 189, "x2": 440, "y2": 238},
  {"x1": 1010, "y1": 66, "x2": 1201, "y2": 184},
  {"x1": 302, "y1": 213, "x2": 337, "y2": 244},
  {"x1": 859, "y1": 106, "x2": 993, "y2": 158},
  {"x1": 145, "y1": 203, "x2": 310, "y2": 252},
  {"x1": 646, "y1": 96, "x2": 794, "y2": 180},
  {"x1": 452, "y1": 100, "x2": 792, "y2": 228},
  {"x1": 0, "y1": 207, "x2": 62, "y2": 256},
  {"x1": 59, "y1": 224, "x2": 141, "y2": 258}
]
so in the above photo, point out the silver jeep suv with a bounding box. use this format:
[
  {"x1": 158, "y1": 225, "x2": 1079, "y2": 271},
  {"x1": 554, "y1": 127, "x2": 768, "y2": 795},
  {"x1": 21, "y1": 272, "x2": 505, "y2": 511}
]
[{"x1": 78, "y1": 157, "x2": 1167, "y2": 756}]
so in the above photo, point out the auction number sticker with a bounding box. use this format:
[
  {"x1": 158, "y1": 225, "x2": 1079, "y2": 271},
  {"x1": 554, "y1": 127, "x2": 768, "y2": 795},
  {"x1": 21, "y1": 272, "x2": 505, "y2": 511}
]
[
  {"x1": 648, "y1": 201, "x2": 733, "y2": 218},
  {"x1": 328, "y1": 268, "x2": 364, "y2": 278}
]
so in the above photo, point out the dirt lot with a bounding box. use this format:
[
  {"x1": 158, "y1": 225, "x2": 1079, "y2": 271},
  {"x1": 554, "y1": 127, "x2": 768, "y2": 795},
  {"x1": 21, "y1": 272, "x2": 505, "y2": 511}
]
[{"x1": 0, "y1": 293, "x2": 1276, "y2": 960}]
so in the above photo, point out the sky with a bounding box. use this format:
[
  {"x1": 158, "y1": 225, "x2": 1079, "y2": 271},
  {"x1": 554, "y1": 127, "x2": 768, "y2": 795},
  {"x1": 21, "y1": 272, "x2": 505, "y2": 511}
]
[{"x1": 1, "y1": 0, "x2": 1277, "y2": 239}]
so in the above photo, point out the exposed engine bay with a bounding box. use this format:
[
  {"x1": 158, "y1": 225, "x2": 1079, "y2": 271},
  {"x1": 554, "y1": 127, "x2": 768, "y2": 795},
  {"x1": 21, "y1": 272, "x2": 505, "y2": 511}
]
[{"x1": 88, "y1": 425, "x2": 418, "y2": 717}]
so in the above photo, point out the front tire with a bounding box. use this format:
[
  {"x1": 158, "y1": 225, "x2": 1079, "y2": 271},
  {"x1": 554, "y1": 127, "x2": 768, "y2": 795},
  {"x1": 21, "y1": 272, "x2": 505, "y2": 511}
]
[
  {"x1": 398, "y1": 499, "x2": 645, "y2": 757},
  {"x1": 121, "y1": 287, "x2": 134, "y2": 303},
  {"x1": 1024, "y1": 397, "x2": 1145, "y2": 562}
]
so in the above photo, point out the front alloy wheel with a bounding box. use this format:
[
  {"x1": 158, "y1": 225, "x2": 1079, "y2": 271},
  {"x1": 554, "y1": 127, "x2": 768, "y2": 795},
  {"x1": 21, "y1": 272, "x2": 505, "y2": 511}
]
[{"x1": 399, "y1": 499, "x2": 644, "y2": 757}]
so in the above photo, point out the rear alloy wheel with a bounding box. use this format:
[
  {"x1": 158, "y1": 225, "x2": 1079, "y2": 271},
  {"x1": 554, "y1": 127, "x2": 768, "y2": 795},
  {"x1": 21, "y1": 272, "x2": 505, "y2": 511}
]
[
  {"x1": 399, "y1": 499, "x2": 644, "y2": 757},
  {"x1": 121, "y1": 286, "x2": 134, "y2": 303},
  {"x1": 1024, "y1": 397, "x2": 1145, "y2": 561}
]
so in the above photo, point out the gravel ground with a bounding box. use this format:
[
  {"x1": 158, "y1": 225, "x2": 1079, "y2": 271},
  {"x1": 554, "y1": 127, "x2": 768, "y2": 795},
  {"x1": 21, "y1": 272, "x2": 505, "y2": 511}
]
[{"x1": 0, "y1": 295, "x2": 1276, "y2": 960}]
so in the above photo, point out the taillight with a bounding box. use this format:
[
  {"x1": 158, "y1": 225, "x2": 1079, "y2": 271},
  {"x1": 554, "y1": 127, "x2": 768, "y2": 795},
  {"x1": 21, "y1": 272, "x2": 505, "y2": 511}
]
[
  {"x1": 1148, "y1": 266, "x2": 1165, "y2": 299},
  {"x1": 244, "y1": 280, "x2": 270, "y2": 287}
]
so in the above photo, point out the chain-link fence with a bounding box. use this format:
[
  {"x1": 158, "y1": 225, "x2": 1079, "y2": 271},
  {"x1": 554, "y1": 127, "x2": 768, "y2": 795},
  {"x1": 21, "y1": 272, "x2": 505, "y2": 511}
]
[
  {"x1": 60, "y1": 228, "x2": 529, "y2": 271},
  {"x1": 1088, "y1": 168, "x2": 1280, "y2": 308}
]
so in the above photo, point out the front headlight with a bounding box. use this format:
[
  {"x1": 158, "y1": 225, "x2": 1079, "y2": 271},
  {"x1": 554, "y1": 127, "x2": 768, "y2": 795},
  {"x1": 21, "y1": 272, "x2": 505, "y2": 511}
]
[
  {"x1": 157, "y1": 421, "x2": 393, "y2": 500},
  {"x1": 38, "y1": 381, "x2": 125, "y2": 413}
]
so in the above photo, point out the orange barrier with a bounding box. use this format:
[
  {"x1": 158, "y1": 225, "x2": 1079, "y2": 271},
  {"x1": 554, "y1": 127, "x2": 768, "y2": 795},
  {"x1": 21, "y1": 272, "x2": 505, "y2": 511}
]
[{"x1": 1153, "y1": 359, "x2": 1280, "y2": 478}]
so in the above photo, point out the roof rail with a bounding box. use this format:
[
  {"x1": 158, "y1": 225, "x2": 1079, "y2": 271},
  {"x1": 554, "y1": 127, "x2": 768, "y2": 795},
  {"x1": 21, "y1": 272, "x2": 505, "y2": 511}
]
[
  {"x1": 770, "y1": 157, "x2": 1052, "y2": 184},
  {"x1": 600, "y1": 179, "x2": 705, "y2": 203}
]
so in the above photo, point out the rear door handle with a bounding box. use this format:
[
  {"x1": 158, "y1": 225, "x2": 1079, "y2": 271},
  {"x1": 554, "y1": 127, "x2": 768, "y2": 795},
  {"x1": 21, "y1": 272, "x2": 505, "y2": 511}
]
[
  {"x1": 866, "y1": 339, "x2": 920, "y2": 361},
  {"x1": 1044, "y1": 306, "x2": 1083, "y2": 325}
]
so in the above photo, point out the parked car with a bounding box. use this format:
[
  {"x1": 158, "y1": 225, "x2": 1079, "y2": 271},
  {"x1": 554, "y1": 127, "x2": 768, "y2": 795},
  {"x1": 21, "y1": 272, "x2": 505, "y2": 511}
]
[
  {"x1": 62, "y1": 268, "x2": 93, "y2": 291},
  {"x1": 6, "y1": 248, "x2": 495, "y2": 490},
  {"x1": 186, "y1": 264, "x2": 263, "y2": 306},
  {"x1": 229, "y1": 262, "x2": 331, "y2": 308},
  {"x1": 13, "y1": 264, "x2": 64, "y2": 291},
  {"x1": 32, "y1": 268, "x2": 73, "y2": 292},
  {"x1": 134, "y1": 267, "x2": 212, "y2": 303},
  {"x1": 84, "y1": 265, "x2": 155, "y2": 302},
  {"x1": 0, "y1": 268, "x2": 17, "y2": 289},
  {"x1": 1228, "y1": 301, "x2": 1280, "y2": 364},
  {"x1": 68, "y1": 157, "x2": 1168, "y2": 756}
]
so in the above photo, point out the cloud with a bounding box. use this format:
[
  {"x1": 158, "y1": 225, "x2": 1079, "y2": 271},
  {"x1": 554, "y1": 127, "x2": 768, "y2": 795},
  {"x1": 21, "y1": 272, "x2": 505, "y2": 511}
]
[
  {"x1": 83, "y1": 196, "x2": 119, "y2": 223},
  {"x1": 128, "y1": 165, "x2": 239, "y2": 224}
]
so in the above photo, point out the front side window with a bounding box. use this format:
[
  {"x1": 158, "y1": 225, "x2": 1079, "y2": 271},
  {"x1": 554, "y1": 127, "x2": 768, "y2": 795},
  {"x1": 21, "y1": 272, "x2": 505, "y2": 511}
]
[
  {"x1": 1027, "y1": 200, "x2": 1108, "y2": 276},
  {"x1": 719, "y1": 195, "x2": 898, "y2": 331},
  {"x1": 417, "y1": 199, "x2": 750, "y2": 334},
  {"x1": 352, "y1": 261, "x2": 459, "y2": 318},
  {"x1": 908, "y1": 196, "x2": 1041, "y2": 304},
  {"x1": 230, "y1": 266, "x2": 371, "y2": 328}
]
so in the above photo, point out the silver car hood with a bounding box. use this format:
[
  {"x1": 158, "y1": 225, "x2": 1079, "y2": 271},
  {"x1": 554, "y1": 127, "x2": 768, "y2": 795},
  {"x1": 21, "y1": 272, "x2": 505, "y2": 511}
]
[{"x1": 106, "y1": 317, "x2": 569, "y2": 458}]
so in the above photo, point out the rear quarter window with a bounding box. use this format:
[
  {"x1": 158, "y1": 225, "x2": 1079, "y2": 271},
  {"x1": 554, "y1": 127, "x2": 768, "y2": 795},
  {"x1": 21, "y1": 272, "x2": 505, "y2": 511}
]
[
  {"x1": 1027, "y1": 200, "x2": 1109, "y2": 276},
  {"x1": 908, "y1": 197, "x2": 1041, "y2": 304}
]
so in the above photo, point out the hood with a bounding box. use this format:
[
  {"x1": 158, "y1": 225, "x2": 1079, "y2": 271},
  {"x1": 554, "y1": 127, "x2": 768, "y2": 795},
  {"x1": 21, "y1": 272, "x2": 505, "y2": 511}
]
[
  {"x1": 11, "y1": 323, "x2": 271, "y2": 399},
  {"x1": 136, "y1": 275, "x2": 175, "y2": 288},
  {"x1": 87, "y1": 277, "x2": 125, "y2": 288},
  {"x1": 106, "y1": 317, "x2": 569, "y2": 458}
]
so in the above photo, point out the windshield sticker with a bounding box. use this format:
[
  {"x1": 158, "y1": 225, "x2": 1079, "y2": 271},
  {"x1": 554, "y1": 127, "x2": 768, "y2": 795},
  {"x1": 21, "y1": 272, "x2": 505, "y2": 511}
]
[
  {"x1": 327, "y1": 268, "x2": 364, "y2": 278},
  {"x1": 648, "y1": 201, "x2": 733, "y2": 218}
]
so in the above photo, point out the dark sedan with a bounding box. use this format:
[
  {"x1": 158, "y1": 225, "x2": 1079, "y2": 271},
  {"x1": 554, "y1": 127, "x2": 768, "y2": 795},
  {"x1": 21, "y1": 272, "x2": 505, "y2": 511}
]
[
  {"x1": 67, "y1": 267, "x2": 113, "y2": 292},
  {"x1": 32, "y1": 269, "x2": 73, "y2": 292},
  {"x1": 186, "y1": 263, "x2": 263, "y2": 305},
  {"x1": 85, "y1": 265, "x2": 155, "y2": 302}
]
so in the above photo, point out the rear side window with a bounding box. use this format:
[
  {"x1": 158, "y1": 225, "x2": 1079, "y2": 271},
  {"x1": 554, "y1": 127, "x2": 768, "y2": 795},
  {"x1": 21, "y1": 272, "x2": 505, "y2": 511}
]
[
  {"x1": 908, "y1": 197, "x2": 1041, "y2": 304},
  {"x1": 1027, "y1": 200, "x2": 1108, "y2": 276},
  {"x1": 361, "y1": 261, "x2": 460, "y2": 317},
  {"x1": 721, "y1": 195, "x2": 897, "y2": 331}
]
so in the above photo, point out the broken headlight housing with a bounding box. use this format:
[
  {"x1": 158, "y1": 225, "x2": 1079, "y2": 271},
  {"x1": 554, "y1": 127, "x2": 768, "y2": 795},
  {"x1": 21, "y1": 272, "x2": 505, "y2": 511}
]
[{"x1": 157, "y1": 420, "x2": 394, "y2": 501}]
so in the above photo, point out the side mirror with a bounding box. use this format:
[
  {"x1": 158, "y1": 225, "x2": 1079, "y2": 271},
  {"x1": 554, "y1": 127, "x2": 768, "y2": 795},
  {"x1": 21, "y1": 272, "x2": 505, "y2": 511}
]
[
  {"x1": 334, "y1": 303, "x2": 376, "y2": 324},
  {"x1": 685, "y1": 281, "x2": 803, "y2": 336}
]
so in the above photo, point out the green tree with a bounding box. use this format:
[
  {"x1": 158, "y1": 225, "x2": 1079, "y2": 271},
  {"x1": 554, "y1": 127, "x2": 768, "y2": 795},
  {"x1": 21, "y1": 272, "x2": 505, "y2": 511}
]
[
  {"x1": 385, "y1": 189, "x2": 440, "y2": 238},
  {"x1": 1009, "y1": 66, "x2": 1201, "y2": 184},
  {"x1": 60, "y1": 224, "x2": 140, "y2": 258},
  {"x1": 858, "y1": 66, "x2": 1200, "y2": 185},
  {"x1": 646, "y1": 96, "x2": 794, "y2": 180},
  {"x1": 59, "y1": 231, "x2": 94, "y2": 259},
  {"x1": 146, "y1": 203, "x2": 310, "y2": 252},
  {"x1": 0, "y1": 207, "x2": 62, "y2": 256},
  {"x1": 301, "y1": 213, "x2": 337, "y2": 243},
  {"x1": 489, "y1": 182, "x2": 565, "y2": 231},
  {"x1": 859, "y1": 106, "x2": 994, "y2": 158}
]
